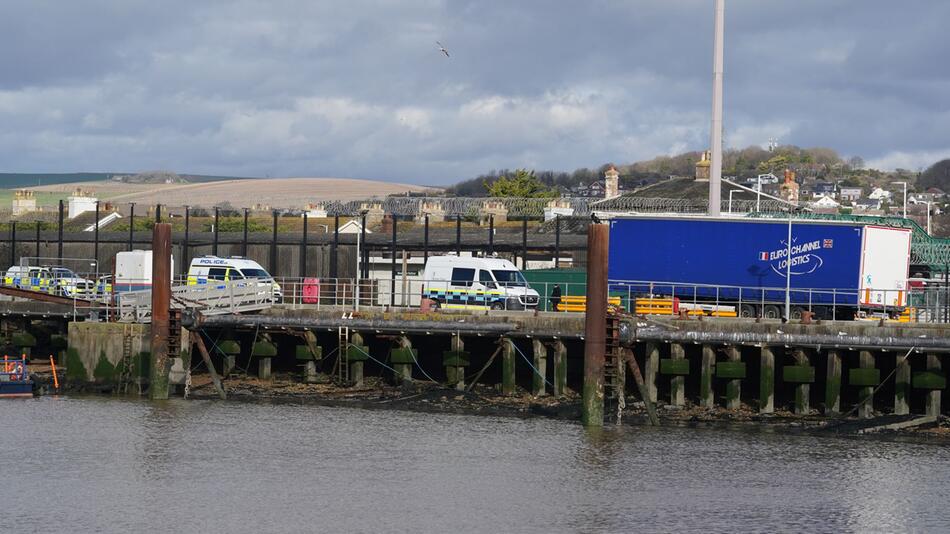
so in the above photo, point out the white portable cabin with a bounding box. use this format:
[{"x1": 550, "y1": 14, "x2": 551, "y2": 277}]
[{"x1": 115, "y1": 250, "x2": 175, "y2": 292}]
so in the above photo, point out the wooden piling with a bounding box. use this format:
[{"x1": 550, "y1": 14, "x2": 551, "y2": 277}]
[
  {"x1": 501, "y1": 337, "x2": 516, "y2": 395},
  {"x1": 532, "y1": 338, "x2": 547, "y2": 397},
  {"x1": 581, "y1": 223, "x2": 608, "y2": 427},
  {"x1": 858, "y1": 350, "x2": 875, "y2": 418},
  {"x1": 644, "y1": 342, "x2": 658, "y2": 404},
  {"x1": 148, "y1": 223, "x2": 172, "y2": 400},
  {"x1": 670, "y1": 343, "x2": 685, "y2": 407},
  {"x1": 759, "y1": 345, "x2": 775, "y2": 414},
  {"x1": 825, "y1": 349, "x2": 841, "y2": 415},
  {"x1": 725, "y1": 345, "x2": 741, "y2": 410},
  {"x1": 894, "y1": 352, "x2": 911, "y2": 415},
  {"x1": 552, "y1": 340, "x2": 567, "y2": 396},
  {"x1": 700, "y1": 344, "x2": 715, "y2": 408},
  {"x1": 926, "y1": 353, "x2": 942, "y2": 417}
]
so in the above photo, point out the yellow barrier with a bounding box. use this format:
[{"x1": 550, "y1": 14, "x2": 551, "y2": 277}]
[{"x1": 557, "y1": 295, "x2": 622, "y2": 312}]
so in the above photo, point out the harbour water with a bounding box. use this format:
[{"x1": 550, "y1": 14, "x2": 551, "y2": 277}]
[{"x1": 5, "y1": 396, "x2": 950, "y2": 533}]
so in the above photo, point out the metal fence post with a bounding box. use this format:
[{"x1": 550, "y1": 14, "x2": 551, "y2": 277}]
[
  {"x1": 423, "y1": 214, "x2": 429, "y2": 264},
  {"x1": 212, "y1": 207, "x2": 219, "y2": 256},
  {"x1": 456, "y1": 215, "x2": 462, "y2": 256},
  {"x1": 93, "y1": 201, "x2": 99, "y2": 266},
  {"x1": 391, "y1": 214, "x2": 397, "y2": 307},
  {"x1": 183, "y1": 206, "x2": 190, "y2": 275},
  {"x1": 521, "y1": 217, "x2": 528, "y2": 269},
  {"x1": 57, "y1": 199, "x2": 64, "y2": 260},
  {"x1": 243, "y1": 208, "x2": 249, "y2": 257},
  {"x1": 9, "y1": 221, "x2": 15, "y2": 268},
  {"x1": 488, "y1": 214, "x2": 494, "y2": 256},
  {"x1": 331, "y1": 215, "x2": 339, "y2": 279},
  {"x1": 554, "y1": 214, "x2": 561, "y2": 268},
  {"x1": 271, "y1": 210, "x2": 279, "y2": 275},
  {"x1": 128, "y1": 202, "x2": 135, "y2": 252},
  {"x1": 301, "y1": 212, "x2": 308, "y2": 277}
]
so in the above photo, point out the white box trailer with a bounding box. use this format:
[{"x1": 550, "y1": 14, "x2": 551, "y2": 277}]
[{"x1": 115, "y1": 250, "x2": 175, "y2": 292}]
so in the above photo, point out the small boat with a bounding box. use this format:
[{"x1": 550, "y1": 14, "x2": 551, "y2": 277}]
[{"x1": 0, "y1": 358, "x2": 33, "y2": 398}]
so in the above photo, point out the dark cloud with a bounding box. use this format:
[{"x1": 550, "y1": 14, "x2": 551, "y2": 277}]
[{"x1": 0, "y1": 0, "x2": 947, "y2": 183}]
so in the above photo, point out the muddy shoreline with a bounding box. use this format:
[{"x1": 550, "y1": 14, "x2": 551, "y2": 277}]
[{"x1": 40, "y1": 371, "x2": 945, "y2": 444}]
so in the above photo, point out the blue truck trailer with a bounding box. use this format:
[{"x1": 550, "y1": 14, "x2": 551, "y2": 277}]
[{"x1": 607, "y1": 216, "x2": 912, "y2": 319}]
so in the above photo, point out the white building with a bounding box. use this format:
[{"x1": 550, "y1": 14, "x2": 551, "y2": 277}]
[
  {"x1": 811, "y1": 196, "x2": 841, "y2": 209},
  {"x1": 868, "y1": 187, "x2": 892, "y2": 201},
  {"x1": 68, "y1": 189, "x2": 98, "y2": 219},
  {"x1": 302, "y1": 205, "x2": 328, "y2": 218}
]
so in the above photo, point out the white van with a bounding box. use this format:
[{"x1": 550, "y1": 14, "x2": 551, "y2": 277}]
[
  {"x1": 187, "y1": 256, "x2": 282, "y2": 298},
  {"x1": 114, "y1": 250, "x2": 175, "y2": 292},
  {"x1": 421, "y1": 255, "x2": 540, "y2": 310}
]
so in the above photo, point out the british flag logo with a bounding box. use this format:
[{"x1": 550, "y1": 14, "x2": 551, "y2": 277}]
[
  {"x1": 823, "y1": 239, "x2": 833, "y2": 248},
  {"x1": 759, "y1": 251, "x2": 769, "y2": 261}
]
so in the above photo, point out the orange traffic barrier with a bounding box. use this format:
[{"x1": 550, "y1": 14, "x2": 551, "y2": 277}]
[{"x1": 49, "y1": 355, "x2": 60, "y2": 390}]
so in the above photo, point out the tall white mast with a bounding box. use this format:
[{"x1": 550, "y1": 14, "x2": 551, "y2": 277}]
[{"x1": 708, "y1": 0, "x2": 725, "y2": 216}]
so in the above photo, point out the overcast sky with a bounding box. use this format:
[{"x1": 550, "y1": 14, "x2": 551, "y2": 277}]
[{"x1": 1, "y1": 0, "x2": 947, "y2": 185}]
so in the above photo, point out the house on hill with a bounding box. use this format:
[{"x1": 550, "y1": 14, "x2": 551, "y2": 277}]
[{"x1": 839, "y1": 187, "x2": 862, "y2": 202}]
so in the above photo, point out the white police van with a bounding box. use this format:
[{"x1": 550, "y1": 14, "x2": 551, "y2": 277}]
[
  {"x1": 3, "y1": 265, "x2": 95, "y2": 297},
  {"x1": 187, "y1": 256, "x2": 282, "y2": 299},
  {"x1": 421, "y1": 255, "x2": 540, "y2": 310}
]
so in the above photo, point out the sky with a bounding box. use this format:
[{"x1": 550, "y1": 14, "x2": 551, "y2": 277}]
[{"x1": 1, "y1": 0, "x2": 948, "y2": 185}]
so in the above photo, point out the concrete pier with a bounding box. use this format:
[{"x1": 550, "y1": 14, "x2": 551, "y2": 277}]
[
  {"x1": 444, "y1": 334, "x2": 467, "y2": 390},
  {"x1": 700, "y1": 344, "x2": 715, "y2": 408},
  {"x1": 724, "y1": 346, "x2": 741, "y2": 410},
  {"x1": 925, "y1": 353, "x2": 943, "y2": 417},
  {"x1": 792, "y1": 349, "x2": 811, "y2": 415},
  {"x1": 857, "y1": 350, "x2": 876, "y2": 418},
  {"x1": 348, "y1": 332, "x2": 367, "y2": 387},
  {"x1": 644, "y1": 342, "x2": 659, "y2": 404},
  {"x1": 759, "y1": 345, "x2": 775, "y2": 414},
  {"x1": 552, "y1": 340, "x2": 567, "y2": 396},
  {"x1": 501, "y1": 338, "x2": 516, "y2": 395},
  {"x1": 825, "y1": 349, "x2": 842, "y2": 415},
  {"x1": 670, "y1": 343, "x2": 686, "y2": 407},
  {"x1": 390, "y1": 336, "x2": 415, "y2": 387},
  {"x1": 532, "y1": 338, "x2": 547, "y2": 396},
  {"x1": 895, "y1": 352, "x2": 912, "y2": 415}
]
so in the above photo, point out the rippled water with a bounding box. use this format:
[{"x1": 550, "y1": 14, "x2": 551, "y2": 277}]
[{"x1": 4, "y1": 396, "x2": 949, "y2": 533}]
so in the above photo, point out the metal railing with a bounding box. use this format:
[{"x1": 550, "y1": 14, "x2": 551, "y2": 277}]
[{"x1": 4, "y1": 270, "x2": 950, "y2": 323}]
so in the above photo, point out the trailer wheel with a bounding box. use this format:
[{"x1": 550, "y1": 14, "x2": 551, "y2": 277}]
[
  {"x1": 739, "y1": 304, "x2": 756, "y2": 318},
  {"x1": 789, "y1": 307, "x2": 805, "y2": 321},
  {"x1": 762, "y1": 305, "x2": 781, "y2": 320}
]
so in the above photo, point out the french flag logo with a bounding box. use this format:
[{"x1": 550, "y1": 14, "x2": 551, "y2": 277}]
[{"x1": 759, "y1": 251, "x2": 769, "y2": 261}]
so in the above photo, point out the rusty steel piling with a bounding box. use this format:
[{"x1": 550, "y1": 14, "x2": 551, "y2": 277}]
[
  {"x1": 582, "y1": 222, "x2": 609, "y2": 426},
  {"x1": 149, "y1": 223, "x2": 172, "y2": 400}
]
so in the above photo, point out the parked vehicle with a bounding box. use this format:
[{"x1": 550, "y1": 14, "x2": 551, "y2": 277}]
[
  {"x1": 2, "y1": 265, "x2": 95, "y2": 298},
  {"x1": 186, "y1": 256, "x2": 282, "y2": 298},
  {"x1": 421, "y1": 255, "x2": 540, "y2": 310},
  {"x1": 607, "y1": 216, "x2": 912, "y2": 320},
  {"x1": 114, "y1": 250, "x2": 175, "y2": 292}
]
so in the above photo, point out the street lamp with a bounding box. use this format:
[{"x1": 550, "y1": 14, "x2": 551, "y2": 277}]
[
  {"x1": 728, "y1": 189, "x2": 743, "y2": 214},
  {"x1": 925, "y1": 200, "x2": 933, "y2": 235},
  {"x1": 893, "y1": 181, "x2": 907, "y2": 218},
  {"x1": 355, "y1": 210, "x2": 368, "y2": 311},
  {"x1": 783, "y1": 205, "x2": 805, "y2": 320}
]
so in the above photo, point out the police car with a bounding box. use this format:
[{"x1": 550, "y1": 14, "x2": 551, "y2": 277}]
[
  {"x1": 3, "y1": 265, "x2": 95, "y2": 297},
  {"x1": 186, "y1": 256, "x2": 282, "y2": 299}
]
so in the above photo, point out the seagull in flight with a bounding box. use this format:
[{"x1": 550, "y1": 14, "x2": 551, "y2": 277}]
[{"x1": 436, "y1": 41, "x2": 450, "y2": 58}]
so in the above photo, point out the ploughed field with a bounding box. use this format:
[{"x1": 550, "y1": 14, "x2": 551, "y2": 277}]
[{"x1": 26, "y1": 177, "x2": 437, "y2": 208}]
